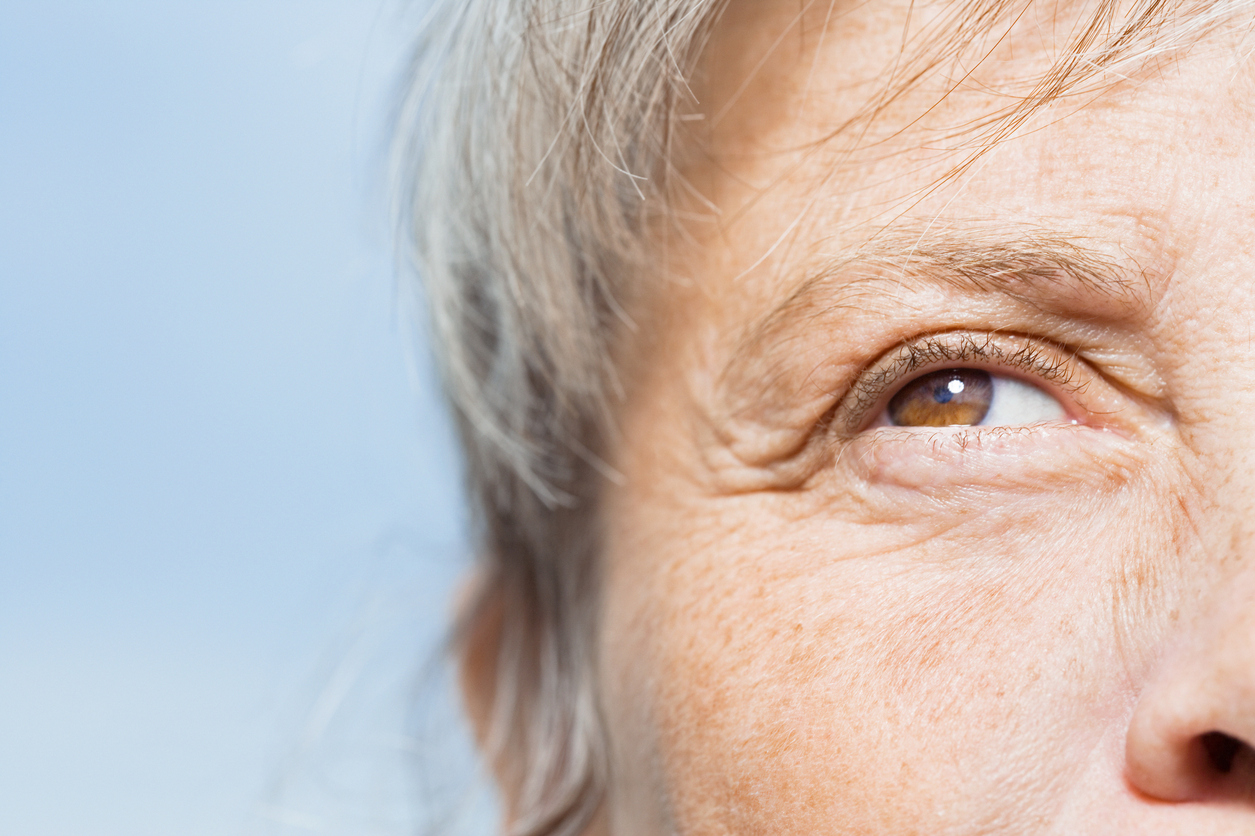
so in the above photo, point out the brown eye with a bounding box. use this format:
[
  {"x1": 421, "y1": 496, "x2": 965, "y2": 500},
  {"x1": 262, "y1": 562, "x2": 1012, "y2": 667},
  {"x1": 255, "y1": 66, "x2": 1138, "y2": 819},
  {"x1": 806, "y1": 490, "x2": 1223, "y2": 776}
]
[{"x1": 887, "y1": 369, "x2": 993, "y2": 427}]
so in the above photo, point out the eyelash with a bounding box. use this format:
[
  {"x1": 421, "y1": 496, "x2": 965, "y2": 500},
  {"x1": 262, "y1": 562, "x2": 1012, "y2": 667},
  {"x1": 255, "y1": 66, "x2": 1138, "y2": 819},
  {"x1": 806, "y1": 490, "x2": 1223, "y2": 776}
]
[{"x1": 840, "y1": 331, "x2": 1083, "y2": 432}]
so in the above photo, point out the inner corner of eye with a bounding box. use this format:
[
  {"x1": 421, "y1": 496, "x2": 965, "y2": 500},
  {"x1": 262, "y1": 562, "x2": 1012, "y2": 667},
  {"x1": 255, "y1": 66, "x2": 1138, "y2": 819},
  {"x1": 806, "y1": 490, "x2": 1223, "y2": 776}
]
[{"x1": 884, "y1": 368, "x2": 1067, "y2": 428}]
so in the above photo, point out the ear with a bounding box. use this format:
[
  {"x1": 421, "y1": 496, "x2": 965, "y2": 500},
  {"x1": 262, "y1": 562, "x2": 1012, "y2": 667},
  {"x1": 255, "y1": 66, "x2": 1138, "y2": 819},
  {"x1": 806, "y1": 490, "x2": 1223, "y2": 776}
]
[
  {"x1": 455, "y1": 567, "x2": 608, "y2": 835},
  {"x1": 456, "y1": 570, "x2": 506, "y2": 757},
  {"x1": 455, "y1": 572, "x2": 539, "y2": 824}
]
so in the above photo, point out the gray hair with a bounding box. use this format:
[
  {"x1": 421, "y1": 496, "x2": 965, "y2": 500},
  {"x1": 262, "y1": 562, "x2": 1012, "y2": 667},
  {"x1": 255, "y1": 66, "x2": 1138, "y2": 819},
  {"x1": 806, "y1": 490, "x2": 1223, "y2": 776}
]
[
  {"x1": 394, "y1": 2, "x2": 725, "y2": 833},
  {"x1": 393, "y1": 1, "x2": 1255, "y2": 833}
]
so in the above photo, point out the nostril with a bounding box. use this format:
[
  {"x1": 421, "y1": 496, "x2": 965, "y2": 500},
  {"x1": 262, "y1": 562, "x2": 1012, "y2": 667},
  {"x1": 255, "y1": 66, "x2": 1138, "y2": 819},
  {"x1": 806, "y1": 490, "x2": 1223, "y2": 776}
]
[
  {"x1": 1127, "y1": 711, "x2": 1255, "y2": 802},
  {"x1": 1201, "y1": 731, "x2": 1243, "y2": 775}
]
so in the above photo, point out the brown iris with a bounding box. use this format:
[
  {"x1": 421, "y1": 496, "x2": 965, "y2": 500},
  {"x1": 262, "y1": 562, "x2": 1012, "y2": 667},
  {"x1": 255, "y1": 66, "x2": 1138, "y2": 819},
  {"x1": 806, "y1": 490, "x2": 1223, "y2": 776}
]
[{"x1": 887, "y1": 369, "x2": 994, "y2": 427}]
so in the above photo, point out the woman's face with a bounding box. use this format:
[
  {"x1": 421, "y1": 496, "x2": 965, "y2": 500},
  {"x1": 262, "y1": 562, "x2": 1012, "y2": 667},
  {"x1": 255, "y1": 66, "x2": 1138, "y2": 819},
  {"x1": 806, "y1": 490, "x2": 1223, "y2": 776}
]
[{"x1": 595, "y1": 1, "x2": 1255, "y2": 832}]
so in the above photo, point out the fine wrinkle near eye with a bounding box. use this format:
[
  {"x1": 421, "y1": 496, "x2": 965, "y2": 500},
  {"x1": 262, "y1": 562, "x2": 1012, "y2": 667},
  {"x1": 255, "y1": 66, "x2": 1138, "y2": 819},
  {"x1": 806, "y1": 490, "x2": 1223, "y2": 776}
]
[{"x1": 887, "y1": 369, "x2": 1067, "y2": 428}]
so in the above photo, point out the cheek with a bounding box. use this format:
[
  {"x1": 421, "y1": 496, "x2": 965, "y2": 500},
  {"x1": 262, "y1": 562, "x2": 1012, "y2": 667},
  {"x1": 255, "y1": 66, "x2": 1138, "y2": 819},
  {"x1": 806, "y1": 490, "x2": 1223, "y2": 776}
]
[{"x1": 598, "y1": 459, "x2": 1190, "y2": 835}]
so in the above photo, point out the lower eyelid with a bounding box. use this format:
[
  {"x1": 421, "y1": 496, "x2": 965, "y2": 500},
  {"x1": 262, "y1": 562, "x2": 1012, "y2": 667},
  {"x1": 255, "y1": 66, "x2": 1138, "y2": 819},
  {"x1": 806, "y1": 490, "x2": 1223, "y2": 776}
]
[{"x1": 847, "y1": 422, "x2": 1130, "y2": 492}]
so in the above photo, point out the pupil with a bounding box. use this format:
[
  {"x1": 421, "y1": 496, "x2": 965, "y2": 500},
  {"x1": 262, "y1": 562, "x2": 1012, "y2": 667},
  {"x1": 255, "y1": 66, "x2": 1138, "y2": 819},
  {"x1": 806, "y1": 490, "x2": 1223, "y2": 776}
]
[{"x1": 933, "y1": 377, "x2": 966, "y2": 404}]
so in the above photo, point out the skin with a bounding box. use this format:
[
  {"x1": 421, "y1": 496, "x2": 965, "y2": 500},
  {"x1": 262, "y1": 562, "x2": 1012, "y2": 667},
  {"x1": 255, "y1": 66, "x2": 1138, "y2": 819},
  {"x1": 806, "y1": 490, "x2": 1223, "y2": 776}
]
[{"x1": 579, "y1": 0, "x2": 1255, "y2": 833}]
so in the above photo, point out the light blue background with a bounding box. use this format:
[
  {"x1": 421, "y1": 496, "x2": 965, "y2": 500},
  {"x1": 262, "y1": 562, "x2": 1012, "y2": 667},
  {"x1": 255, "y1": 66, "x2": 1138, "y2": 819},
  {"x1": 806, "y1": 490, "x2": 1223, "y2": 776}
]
[{"x1": 0, "y1": 2, "x2": 482, "y2": 833}]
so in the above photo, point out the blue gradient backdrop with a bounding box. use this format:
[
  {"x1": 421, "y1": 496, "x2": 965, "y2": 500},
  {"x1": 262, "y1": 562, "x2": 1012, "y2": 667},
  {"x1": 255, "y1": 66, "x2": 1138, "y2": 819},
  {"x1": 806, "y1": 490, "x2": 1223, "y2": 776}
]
[{"x1": 0, "y1": 2, "x2": 480, "y2": 834}]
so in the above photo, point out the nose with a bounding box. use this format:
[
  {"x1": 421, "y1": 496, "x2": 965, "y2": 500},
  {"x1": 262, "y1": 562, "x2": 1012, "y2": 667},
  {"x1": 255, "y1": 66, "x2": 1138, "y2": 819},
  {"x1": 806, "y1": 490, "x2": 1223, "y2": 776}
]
[{"x1": 1125, "y1": 571, "x2": 1255, "y2": 803}]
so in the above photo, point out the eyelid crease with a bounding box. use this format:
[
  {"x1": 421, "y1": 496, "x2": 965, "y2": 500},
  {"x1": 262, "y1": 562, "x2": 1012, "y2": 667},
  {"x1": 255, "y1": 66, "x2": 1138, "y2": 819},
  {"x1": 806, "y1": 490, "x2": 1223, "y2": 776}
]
[{"x1": 717, "y1": 227, "x2": 1154, "y2": 426}]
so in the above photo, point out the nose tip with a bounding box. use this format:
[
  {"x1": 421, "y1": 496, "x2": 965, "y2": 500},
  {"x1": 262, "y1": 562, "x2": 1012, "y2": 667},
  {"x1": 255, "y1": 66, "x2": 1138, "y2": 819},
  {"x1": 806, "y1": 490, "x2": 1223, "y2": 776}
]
[{"x1": 1125, "y1": 594, "x2": 1255, "y2": 804}]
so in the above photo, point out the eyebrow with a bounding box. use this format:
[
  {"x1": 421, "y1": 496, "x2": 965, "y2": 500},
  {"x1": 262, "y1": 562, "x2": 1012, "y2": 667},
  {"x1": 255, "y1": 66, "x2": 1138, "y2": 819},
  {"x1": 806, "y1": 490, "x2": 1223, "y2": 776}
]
[{"x1": 742, "y1": 229, "x2": 1146, "y2": 353}]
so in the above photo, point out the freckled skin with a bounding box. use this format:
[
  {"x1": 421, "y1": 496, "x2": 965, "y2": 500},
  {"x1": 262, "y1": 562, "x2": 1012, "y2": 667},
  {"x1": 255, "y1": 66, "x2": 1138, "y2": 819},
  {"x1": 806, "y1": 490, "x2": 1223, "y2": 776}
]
[{"x1": 586, "y1": 1, "x2": 1255, "y2": 834}]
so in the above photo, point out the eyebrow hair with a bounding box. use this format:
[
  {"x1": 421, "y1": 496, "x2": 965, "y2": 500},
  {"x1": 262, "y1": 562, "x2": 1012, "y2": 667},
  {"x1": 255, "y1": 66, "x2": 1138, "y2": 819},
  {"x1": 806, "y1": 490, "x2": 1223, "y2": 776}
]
[{"x1": 743, "y1": 227, "x2": 1146, "y2": 352}]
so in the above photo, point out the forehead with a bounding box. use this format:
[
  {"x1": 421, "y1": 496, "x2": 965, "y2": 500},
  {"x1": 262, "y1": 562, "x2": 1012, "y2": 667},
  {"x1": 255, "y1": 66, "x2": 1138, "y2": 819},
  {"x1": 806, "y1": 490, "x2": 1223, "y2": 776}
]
[
  {"x1": 650, "y1": 0, "x2": 1255, "y2": 327},
  {"x1": 693, "y1": 0, "x2": 1251, "y2": 155}
]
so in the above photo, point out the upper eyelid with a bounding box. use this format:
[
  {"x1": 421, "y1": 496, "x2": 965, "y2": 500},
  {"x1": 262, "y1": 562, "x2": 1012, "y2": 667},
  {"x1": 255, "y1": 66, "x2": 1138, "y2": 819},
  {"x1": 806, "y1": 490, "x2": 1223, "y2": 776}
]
[{"x1": 716, "y1": 235, "x2": 1154, "y2": 445}]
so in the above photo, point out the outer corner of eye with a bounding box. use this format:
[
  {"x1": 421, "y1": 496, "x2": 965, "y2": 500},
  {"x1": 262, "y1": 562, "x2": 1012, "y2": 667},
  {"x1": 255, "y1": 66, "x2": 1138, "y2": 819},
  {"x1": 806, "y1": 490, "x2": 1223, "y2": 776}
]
[{"x1": 879, "y1": 368, "x2": 1071, "y2": 429}]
